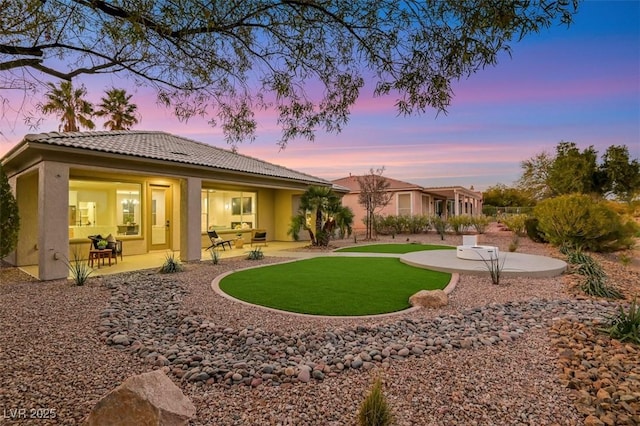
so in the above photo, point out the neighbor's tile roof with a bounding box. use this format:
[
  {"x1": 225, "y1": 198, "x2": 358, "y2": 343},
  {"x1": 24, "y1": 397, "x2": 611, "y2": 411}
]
[
  {"x1": 22, "y1": 131, "x2": 330, "y2": 185},
  {"x1": 332, "y1": 175, "x2": 422, "y2": 192}
]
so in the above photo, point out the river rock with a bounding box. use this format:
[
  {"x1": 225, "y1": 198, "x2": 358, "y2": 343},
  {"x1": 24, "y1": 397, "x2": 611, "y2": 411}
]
[
  {"x1": 83, "y1": 369, "x2": 195, "y2": 425},
  {"x1": 409, "y1": 290, "x2": 448, "y2": 308}
]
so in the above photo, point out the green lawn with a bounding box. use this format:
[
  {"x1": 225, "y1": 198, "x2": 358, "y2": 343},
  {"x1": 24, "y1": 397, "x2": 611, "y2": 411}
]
[
  {"x1": 219, "y1": 257, "x2": 451, "y2": 316},
  {"x1": 335, "y1": 243, "x2": 455, "y2": 254}
]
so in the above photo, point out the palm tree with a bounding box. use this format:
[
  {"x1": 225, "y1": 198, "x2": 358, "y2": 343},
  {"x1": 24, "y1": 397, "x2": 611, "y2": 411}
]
[
  {"x1": 95, "y1": 88, "x2": 139, "y2": 130},
  {"x1": 40, "y1": 81, "x2": 95, "y2": 132},
  {"x1": 288, "y1": 186, "x2": 351, "y2": 246}
]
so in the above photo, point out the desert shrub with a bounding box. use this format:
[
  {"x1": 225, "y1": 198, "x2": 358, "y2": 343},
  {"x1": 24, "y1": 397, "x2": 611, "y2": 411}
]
[
  {"x1": 430, "y1": 216, "x2": 448, "y2": 240},
  {"x1": 499, "y1": 213, "x2": 528, "y2": 236},
  {"x1": 508, "y1": 235, "x2": 519, "y2": 252},
  {"x1": 534, "y1": 194, "x2": 638, "y2": 252},
  {"x1": 64, "y1": 248, "x2": 92, "y2": 286},
  {"x1": 470, "y1": 215, "x2": 491, "y2": 234},
  {"x1": 247, "y1": 247, "x2": 264, "y2": 260},
  {"x1": 479, "y1": 251, "x2": 507, "y2": 285},
  {"x1": 357, "y1": 377, "x2": 394, "y2": 426},
  {"x1": 159, "y1": 251, "x2": 184, "y2": 273},
  {"x1": 373, "y1": 215, "x2": 399, "y2": 236},
  {"x1": 565, "y1": 248, "x2": 623, "y2": 299},
  {"x1": 525, "y1": 217, "x2": 547, "y2": 243},
  {"x1": 407, "y1": 215, "x2": 430, "y2": 234},
  {"x1": 601, "y1": 299, "x2": 640, "y2": 344},
  {"x1": 447, "y1": 214, "x2": 472, "y2": 235}
]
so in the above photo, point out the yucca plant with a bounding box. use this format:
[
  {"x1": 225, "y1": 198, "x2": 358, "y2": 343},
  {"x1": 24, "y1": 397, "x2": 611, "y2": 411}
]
[
  {"x1": 247, "y1": 247, "x2": 264, "y2": 260},
  {"x1": 357, "y1": 377, "x2": 394, "y2": 426},
  {"x1": 601, "y1": 299, "x2": 640, "y2": 344},
  {"x1": 63, "y1": 248, "x2": 92, "y2": 286},
  {"x1": 159, "y1": 251, "x2": 184, "y2": 273}
]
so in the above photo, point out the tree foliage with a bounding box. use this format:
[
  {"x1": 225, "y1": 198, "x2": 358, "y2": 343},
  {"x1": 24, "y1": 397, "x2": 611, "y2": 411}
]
[
  {"x1": 483, "y1": 183, "x2": 536, "y2": 207},
  {"x1": 0, "y1": 164, "x2": 20, "y2": 259},
  {"x1": 601, "y1": 145, "x2": 640, "y2": 202},
  {"x1": 288, "y1": 186, "x2": 352, "y2": 246},
  {"x1": 96, "y1": 88, "x2": 139, "y2": 130},
  {"x1": 518, "y1": 141, "x2": 640, "y2": 202},
  {"x1": 1, "y1": 0, "x2": 577, "y2": 147},
  {"x1": 547, "y1": 141, "x2": 599, "y2": 196},
  {"x1": 39, "y1": 81, "x2": 95, "y2": 132},
  {"x1": 517, "y1": 151, "x2": 554, "y2": 200},
  {"x1": 357, "y1": 168, "x2": 392, "y2": 240}
]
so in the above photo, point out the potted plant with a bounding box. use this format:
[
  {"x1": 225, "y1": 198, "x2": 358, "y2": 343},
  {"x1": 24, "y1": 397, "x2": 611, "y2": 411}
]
[
  {"x1": 97, "y1": 239, "x2": 108, "y2": 250},
  {"x1": 235, "y1": 232, "x2": 244, "y2": 249}
]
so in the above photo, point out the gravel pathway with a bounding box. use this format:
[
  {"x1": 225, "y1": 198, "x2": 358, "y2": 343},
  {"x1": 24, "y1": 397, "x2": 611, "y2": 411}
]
[{"x1": 0, "y1": 229, "x2": 638, "y2": 425}]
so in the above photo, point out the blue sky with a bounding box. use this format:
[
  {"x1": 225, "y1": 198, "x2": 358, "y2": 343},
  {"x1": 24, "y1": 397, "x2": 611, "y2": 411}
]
[{"x1": 1, "y1": 0, "x2": 638, "y2": 191}]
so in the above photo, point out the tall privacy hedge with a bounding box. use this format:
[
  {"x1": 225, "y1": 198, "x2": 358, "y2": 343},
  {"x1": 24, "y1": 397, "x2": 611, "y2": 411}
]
[{"x1": 0, "y1": 164, "x2": 20, "y2": 258}]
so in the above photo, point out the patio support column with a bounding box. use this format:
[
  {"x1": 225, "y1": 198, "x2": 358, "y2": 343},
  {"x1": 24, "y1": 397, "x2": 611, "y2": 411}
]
[
  {"x1": 180, "y1": 177, "x2": 202, "y2": 262},
  {"x1": 454, "y1": 191, "x2": 460, "y2": 216},
  {"x1": 38, "y1": 161, "x2": 69, "y2": 280}
]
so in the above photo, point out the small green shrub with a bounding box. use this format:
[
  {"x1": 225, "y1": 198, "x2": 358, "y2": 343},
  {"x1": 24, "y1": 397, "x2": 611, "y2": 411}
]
[
  {"x1": 63, "y1": 249, "x2": 92, "y2": 286},
  {"x1": 247, "y1": 247, "x2": 264, "y2": 260},
  {"x1": 357, "y1": 377, "x2": 394, "y2": 426},
  {"x1": 159, "y1": 251, "x2": 184, "y2": 273},
  {"x1": 525, "y1": 217, "x2": 547, "y2": 243},
  {"x1": 470, "y1": 215, "x2": 491, "y2": 234},
  {"x1": 407, "y1": 215, "x2": 430, "y2": 234},
  {"x1": 430, "y1": 216, "x2": 448, "y2": 240},
  {"x1": 499, "y1": 213, "x2": 528, "y2": 236},
  {"x1": 447, "y1": 214, "x2": 472, "y2": 235},
  {"x1": 534, "y1": 194, "x2": 638, "y2": 252},
  {"x1": 601, "y1": 299, "x2": 640, "y2": 344}
]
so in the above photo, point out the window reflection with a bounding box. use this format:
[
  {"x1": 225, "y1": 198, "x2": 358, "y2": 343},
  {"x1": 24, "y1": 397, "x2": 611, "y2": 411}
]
[{"x1": 201, "y1": 190, "x2": 256, "y2": 232}]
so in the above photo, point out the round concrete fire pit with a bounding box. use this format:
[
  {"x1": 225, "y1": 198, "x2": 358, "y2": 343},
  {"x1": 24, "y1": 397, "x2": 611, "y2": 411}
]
[{"x1": 456, "y1": 245, "x2": 499, "y2": 261}]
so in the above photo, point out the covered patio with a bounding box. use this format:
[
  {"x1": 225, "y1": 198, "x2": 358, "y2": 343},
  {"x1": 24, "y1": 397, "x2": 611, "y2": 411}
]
[{"x1": 18, "y1": 241, "x2": 311, "y2": 279}]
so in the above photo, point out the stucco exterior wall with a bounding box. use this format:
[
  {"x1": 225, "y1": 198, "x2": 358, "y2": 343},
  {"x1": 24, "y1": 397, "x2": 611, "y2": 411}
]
[
  {"x1": 38, "y1": 161, "x2": 70, "y2": 280},
  {"x1": 15, "y1": 171, "x2": 38, "y2": 267}
]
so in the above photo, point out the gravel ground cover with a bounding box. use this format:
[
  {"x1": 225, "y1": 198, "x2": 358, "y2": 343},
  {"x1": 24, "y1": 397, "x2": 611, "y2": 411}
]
[{"x1": 0, "y1": 224, "x2": 638, "y2": 425}]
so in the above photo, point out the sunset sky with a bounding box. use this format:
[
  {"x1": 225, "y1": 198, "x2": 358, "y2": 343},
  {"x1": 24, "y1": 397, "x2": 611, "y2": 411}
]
[{"x1": 1, "y1": 1, "x2": 638, "y2": 191}]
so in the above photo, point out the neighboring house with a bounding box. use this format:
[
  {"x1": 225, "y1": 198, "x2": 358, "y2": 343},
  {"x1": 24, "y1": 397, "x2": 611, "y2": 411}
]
[
  {"x1": 1, "y1": 131, "x2": 335, "y2": 280},
  {"x1": 332, "y1": 175, "x2": 483, "y2": 231}
]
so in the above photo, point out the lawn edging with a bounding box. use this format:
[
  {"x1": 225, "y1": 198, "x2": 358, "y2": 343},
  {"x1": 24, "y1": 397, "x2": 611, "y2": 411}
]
[{"x1": 211, "y1": 257, "x2": 459, "y2": 319}]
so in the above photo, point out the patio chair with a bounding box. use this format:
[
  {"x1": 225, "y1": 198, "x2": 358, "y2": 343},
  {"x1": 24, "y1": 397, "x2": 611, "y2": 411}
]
[
  {"x1": 88, "y1": 234, "x2": 122, "y2": 266},
  {"x1": 207, "y1": 230, "x2": 233, "y2": 251},
  {"x1": 250, "y1": 229, "x2": 267, "y2": 246}
]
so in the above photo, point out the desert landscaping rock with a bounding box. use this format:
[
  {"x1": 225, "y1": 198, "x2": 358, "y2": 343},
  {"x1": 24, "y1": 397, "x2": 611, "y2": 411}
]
[
  {"x1": 99, "y1": 268, "x2": 623, "y2": 392},
  {"x1": 1, "y1": 227, "x2": 638, "y2": 425}
]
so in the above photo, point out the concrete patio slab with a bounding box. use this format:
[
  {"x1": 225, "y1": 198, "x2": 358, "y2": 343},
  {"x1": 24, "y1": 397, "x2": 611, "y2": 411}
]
[{"x1": 400, "y1": 249, "x2": 567, "y2": 278}]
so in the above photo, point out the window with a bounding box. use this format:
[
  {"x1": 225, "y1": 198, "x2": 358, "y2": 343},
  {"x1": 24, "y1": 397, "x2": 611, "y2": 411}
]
[
  {"x1": 201, "y1": 190, "x2": 256, "y2": 232},
  {"x1": 69, "y1": 180, "x2": 142, "y2": 240},
  {"x1": 397, "y1": 193, "x2": 411, "y2": 216}
]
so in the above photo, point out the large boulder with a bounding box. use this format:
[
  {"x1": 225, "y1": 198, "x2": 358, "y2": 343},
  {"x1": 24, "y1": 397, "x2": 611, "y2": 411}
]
[
  {"x1": 84, "y1": 369, "x2": 196, "y2": 426},
  {"x1": 409, "y1": 289, "x2": 448, "y2": 308}
]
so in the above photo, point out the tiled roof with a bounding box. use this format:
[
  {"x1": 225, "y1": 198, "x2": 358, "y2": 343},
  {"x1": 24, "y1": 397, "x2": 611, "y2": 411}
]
[
  {"x1": 332, "y1": 175, "x2": 422, "y2": 191},
  {"x1": 22, "y1": 131, "x2": 330, "y2": 185}
]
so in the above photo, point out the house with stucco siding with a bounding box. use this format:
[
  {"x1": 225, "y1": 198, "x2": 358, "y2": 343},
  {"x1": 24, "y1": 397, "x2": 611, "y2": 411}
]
[
  {"x1": 332, "y1": 175, "x2": 483, "y2": 231},
  {"x1": 1, "y1": 131, "x2": 337, "y2": 280}
]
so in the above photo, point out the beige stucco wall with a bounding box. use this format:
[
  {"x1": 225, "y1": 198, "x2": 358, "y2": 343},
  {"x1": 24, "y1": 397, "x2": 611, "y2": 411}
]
[
  {"x1": 15, "y1": 171, "x2": 39, "y2": 267},
  {"x1": 38, "y1": 161, "x2": 70, "y2": 280}
]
